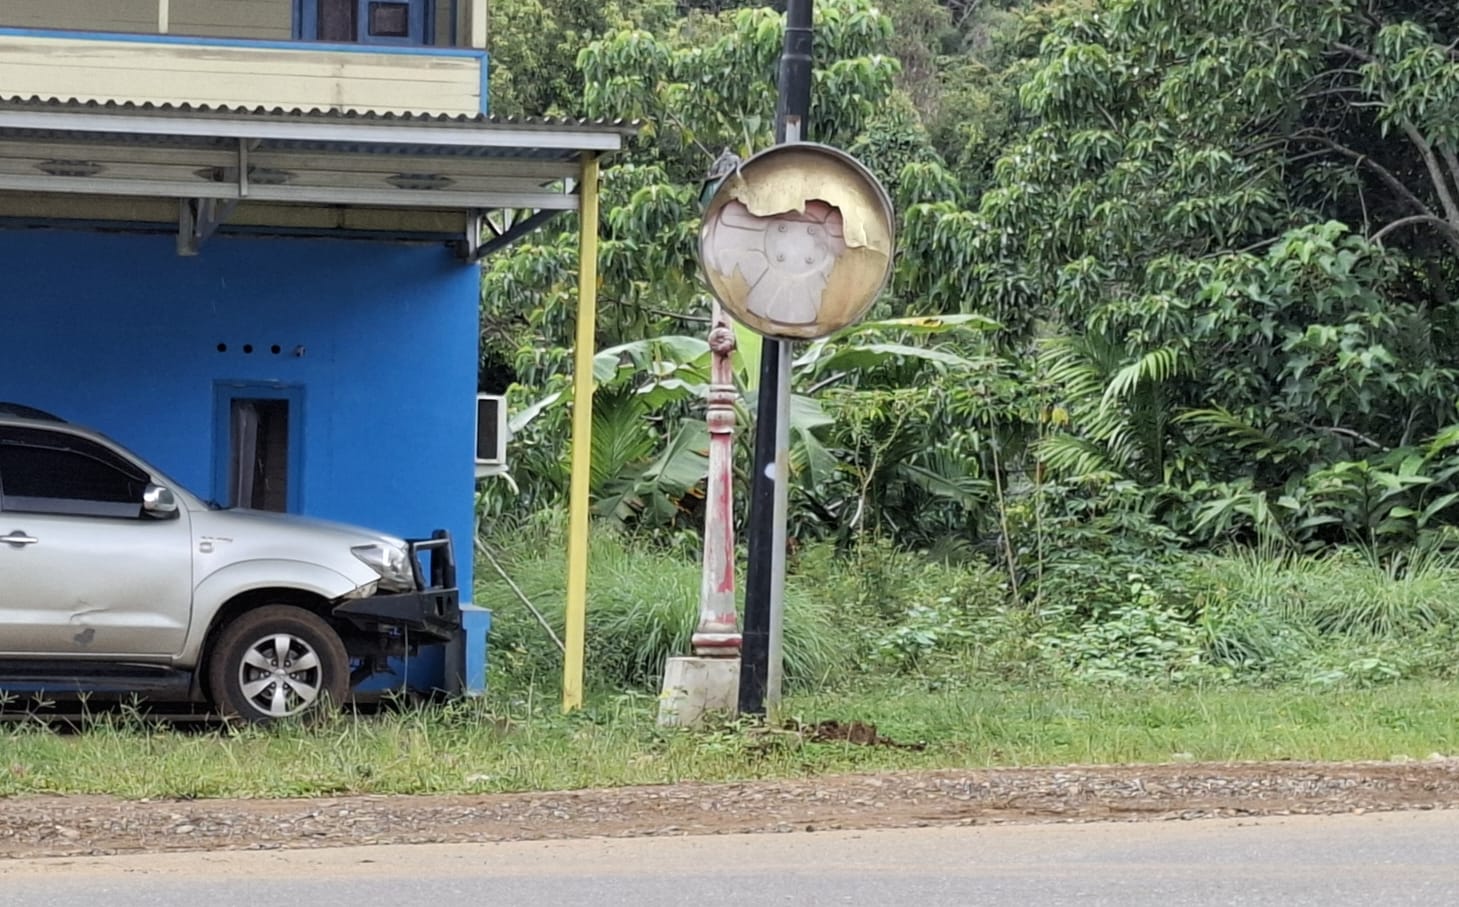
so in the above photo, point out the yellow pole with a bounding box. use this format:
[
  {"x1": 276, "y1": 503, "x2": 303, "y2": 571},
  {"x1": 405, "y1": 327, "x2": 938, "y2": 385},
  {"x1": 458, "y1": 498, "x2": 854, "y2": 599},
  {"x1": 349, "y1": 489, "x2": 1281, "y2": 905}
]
[{"x1": 563, "y1": 152, "x2": 600, "y2": 712}]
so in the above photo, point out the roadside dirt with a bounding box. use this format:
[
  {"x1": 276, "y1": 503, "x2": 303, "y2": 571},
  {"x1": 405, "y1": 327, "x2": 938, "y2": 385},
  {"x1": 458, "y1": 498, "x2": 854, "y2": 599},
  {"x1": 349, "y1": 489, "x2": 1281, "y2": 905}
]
[{"x1": 5, "y1": 758, "x2": 1459, "y2": 860}]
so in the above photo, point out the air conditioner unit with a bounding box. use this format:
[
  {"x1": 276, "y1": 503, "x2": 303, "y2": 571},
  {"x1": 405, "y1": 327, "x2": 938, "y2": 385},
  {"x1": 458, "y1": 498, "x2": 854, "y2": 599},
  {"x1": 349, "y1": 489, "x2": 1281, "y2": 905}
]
[{"x1": 475, "y1": 393, "x2": 508, "y2": 477}]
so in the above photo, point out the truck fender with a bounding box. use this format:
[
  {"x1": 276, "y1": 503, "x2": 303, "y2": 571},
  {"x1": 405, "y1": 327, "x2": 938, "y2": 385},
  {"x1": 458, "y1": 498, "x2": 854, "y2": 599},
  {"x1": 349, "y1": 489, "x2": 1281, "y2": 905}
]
[{"x1": 181, "y1": 559, "x2": 361, "y2": 664}]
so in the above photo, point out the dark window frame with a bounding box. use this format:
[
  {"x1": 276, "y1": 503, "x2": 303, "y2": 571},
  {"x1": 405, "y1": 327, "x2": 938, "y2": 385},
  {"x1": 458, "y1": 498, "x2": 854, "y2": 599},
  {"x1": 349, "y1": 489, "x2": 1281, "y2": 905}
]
[{"x1": 295, "y1": 0, "x2": 436, "y2": 46}]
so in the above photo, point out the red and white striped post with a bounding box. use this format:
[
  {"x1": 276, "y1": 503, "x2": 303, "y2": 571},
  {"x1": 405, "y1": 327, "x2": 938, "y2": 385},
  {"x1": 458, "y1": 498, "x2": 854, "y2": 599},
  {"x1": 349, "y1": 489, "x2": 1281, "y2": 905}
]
[
  {"x1": 690, "y1": 300, "x2": 742, "y2": 657},
  {"x1": 657, "y1": 300, "x2": 742, "y2": 726}
]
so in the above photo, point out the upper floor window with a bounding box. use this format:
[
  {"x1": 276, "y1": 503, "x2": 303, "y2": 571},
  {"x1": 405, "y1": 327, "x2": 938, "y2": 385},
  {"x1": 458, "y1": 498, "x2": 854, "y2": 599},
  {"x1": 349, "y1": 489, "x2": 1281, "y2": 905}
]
[{"x1": 303, "y1": 0, "x2": 431, "y2": 46}]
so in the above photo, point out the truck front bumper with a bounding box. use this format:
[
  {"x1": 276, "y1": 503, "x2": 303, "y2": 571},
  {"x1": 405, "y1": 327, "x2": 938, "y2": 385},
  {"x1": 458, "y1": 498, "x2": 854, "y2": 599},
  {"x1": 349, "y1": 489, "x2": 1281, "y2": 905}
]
[{"x1": 333, "y1": 531, "x2": 461, "y2": 643}]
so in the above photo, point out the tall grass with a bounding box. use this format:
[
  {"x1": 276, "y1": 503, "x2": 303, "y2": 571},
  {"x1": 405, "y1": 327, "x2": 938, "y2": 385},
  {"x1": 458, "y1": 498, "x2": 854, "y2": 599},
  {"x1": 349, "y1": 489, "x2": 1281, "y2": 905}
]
[
  {"x1": 1188, "y1": 544, "x2": 1459, "y2": 684},
  {"x1": 1197, "y1": 544, "x2": 1459, "y2": 638},
  {"x1": 477, "y1": 517, "x2": 1459, "y2": 694},
  {"x1": 475, "y1": 514, "x2": 852, "y2": 694},
  {"x1": 9, "y1": 533, "x2": 1459, "y2": 800}
]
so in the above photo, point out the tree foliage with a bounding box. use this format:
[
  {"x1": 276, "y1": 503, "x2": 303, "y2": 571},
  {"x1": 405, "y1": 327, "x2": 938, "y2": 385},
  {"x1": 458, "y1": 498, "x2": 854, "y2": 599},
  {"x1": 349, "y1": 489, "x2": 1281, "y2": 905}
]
[{"x1": 482, "y1": 0, "x2": 1459, "y2": 562}]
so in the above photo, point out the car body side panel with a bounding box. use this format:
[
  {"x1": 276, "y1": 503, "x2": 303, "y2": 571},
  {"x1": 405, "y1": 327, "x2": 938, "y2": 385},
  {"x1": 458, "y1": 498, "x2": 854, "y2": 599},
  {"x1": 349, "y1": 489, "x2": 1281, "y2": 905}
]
[{"x1": 0, "y1": 508, "x2": 195, "y2": 661}]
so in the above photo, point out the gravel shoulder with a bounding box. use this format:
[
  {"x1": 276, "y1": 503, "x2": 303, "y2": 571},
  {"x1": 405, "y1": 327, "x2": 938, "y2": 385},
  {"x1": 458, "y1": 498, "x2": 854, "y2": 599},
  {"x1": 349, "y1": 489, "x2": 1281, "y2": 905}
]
[{"x1": 4, "y1": 759, "x2": 1459, "y2": 860}]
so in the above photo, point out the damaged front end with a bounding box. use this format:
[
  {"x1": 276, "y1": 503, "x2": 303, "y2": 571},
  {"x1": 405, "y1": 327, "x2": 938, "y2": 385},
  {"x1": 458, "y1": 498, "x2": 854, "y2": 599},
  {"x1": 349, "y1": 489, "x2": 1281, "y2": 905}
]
[{"x1": 332, "y1": 530, "x2": 461, "y2": 669}]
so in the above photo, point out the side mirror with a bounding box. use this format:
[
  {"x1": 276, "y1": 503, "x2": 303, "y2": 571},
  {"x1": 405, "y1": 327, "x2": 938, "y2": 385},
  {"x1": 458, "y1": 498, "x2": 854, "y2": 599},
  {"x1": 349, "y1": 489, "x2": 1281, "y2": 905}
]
[{"x1": 143, "y1": 484, "x2": 180, "y2": 519}]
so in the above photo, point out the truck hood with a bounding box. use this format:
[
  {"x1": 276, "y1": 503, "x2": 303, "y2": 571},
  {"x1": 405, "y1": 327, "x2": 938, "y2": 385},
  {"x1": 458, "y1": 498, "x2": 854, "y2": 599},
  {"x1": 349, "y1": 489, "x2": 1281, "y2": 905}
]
[{"x1": 189, "y1": 507, "x2": 407, "y2": 550}]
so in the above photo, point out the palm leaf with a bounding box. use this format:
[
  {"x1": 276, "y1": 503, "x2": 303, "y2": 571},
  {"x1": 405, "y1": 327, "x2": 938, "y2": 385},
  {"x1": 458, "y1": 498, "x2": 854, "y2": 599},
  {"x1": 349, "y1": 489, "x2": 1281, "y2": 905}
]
[
  {"x1": 594, "y1": 336, "x2": 710, "y2": 383},
  {"x1": 788, "y1": 395, "x2": 837, "y2": 489},
  {"x1": 639, "y1": 419, "x2": 711, "y2": 495},
  {"x1": 589, "y1": 393, "x2": 656, "y2": 493},
  {"x1": 1101, "y1": 346, "x2": 1189, "y2": 410},
  {"x1": 806, "y1": 342, "x2": 973, "y2": 374},
  {"x1": 896, "y1": 459, "x2": 989, "y2": 507},
  {"x1": 1039, "y1": 433, "x2": 1124, "y2": 483},
  {"x1": 1178, "y1": 407, "x2": 1289, "y2": 458}
]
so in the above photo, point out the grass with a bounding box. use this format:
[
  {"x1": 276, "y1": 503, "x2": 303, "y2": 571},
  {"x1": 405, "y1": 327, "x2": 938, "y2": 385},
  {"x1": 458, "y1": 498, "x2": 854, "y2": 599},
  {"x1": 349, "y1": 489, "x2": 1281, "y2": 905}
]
[
  {"x1": 4, "y1": 680, "x2": 1458, "y2": 800},
  {"x1": 8, "y1": 529, "x2": 1459, "y2": 801},
  {"x1": 1196, "y1": 544, "x2": 1459, "y2": 640}
]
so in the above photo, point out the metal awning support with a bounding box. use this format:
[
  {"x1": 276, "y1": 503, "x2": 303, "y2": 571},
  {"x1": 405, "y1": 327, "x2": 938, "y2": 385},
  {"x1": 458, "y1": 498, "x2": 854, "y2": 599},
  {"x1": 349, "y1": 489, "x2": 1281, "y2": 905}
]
[
  {"x1": 177, "y1": 198, "x2": 240, "y2": 256},
  {"x1": 176, "y1": 139, "x2": 254, "y2": 254},
  {"x1": 461, "y1": 210, "x2": 485, "y2": 259},
  {"x1": 470, "y1": 208, "x2": 566, "y2": 261}
]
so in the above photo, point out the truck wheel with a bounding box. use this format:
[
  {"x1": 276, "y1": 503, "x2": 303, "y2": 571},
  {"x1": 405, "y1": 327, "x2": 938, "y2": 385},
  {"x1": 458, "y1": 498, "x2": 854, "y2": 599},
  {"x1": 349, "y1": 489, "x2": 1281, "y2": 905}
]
[{"x1": 207, "y1": 605, "x2": 350, "y2": 723}]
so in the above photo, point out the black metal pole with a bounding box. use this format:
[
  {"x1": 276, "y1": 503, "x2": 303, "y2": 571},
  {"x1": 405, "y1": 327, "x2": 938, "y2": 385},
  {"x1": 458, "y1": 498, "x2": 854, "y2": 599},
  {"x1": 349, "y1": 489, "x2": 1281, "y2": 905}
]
[
  {"x1": 739, "y1": 0, "x2": 813, "y2": 717},
  {"x1": 737, "y1": 342, "x2": 778, "y2": 716},
  {"x1": 774, "y1": 0, "x2": 814, "y2": 146}
]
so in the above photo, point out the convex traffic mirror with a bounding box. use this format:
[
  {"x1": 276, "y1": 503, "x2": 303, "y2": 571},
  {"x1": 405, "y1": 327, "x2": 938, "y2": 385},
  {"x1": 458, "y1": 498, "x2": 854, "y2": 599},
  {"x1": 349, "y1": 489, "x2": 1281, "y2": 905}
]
[{"x1": 698, "y1": 143, "x2": 895, "y2": 341}]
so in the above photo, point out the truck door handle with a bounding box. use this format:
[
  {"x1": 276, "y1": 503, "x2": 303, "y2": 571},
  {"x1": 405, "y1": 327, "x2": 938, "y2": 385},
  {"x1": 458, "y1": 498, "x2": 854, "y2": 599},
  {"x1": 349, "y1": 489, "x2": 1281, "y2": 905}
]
[{"x1": 2, "y1": 532, "x2": 38, "y2": 547}]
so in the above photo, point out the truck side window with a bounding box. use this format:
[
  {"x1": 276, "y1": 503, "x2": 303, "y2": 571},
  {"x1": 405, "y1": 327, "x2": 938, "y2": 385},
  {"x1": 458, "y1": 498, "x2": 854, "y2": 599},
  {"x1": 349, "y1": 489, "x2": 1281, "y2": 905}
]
[{"x1": 0, "y1": 428, "x2": 148, "y2": 519}]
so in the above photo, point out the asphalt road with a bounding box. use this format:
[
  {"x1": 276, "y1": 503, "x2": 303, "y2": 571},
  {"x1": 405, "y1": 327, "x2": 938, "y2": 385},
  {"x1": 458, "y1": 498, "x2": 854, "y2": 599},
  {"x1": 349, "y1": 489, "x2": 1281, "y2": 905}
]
[{"x1": 3, "y1": 809, "x2": 1455, "y2": 906}]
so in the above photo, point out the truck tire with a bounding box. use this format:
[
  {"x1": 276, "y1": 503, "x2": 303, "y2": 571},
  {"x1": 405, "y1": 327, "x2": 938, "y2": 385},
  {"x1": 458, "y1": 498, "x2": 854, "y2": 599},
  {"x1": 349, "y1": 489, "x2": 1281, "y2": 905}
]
[{"x1": 207, "y1": 605, "x2": 350, "y2": 723}]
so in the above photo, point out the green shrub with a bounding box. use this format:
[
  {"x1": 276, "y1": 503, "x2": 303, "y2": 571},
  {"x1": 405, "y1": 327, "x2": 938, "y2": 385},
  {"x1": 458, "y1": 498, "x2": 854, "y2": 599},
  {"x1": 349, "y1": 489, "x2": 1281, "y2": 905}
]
[
  {"x1": 1005, "y1": 505, "x2": 1211, "y2": 684},
  {"x1": 1032, "y1": 570, "x2": 1214, "y2": 684},
  {"x1": 870, "y1": 599, "x2": 976, "y2": 669},
  {"x1": 999, "y1": 483, "x2": 1190, "y2": 608},
  {"x1": 791, "y1": 537, "x2": 1012, "y2": 672}
]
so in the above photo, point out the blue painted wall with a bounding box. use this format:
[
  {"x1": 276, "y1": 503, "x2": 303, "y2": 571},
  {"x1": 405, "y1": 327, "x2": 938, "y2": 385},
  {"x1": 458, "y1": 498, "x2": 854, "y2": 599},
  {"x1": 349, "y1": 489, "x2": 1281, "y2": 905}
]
[{"x1": 0, "y1": 228, "x2": 480, "y2": 688}]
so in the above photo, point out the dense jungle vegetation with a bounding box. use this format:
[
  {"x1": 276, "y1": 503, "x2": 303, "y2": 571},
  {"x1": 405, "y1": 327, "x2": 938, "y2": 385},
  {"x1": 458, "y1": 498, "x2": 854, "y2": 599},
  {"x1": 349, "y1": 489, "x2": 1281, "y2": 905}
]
[{"x1": 472, "y1": 0, "x2": 1459, "y2": 695}]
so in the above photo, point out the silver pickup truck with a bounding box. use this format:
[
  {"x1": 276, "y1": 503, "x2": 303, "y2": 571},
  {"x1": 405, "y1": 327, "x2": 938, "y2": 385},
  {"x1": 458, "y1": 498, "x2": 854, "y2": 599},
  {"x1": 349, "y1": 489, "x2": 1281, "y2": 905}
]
[{"x1": 0, "y1": 403, "x2": 460, "y2": 722}]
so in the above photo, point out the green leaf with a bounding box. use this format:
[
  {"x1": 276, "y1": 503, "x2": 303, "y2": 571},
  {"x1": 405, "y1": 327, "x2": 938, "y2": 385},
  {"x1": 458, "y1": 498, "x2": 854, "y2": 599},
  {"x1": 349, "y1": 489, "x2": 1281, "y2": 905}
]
[
  {"x1": 790, "y1": 393, "x2": 835, "y2": 430},
  {"x1": 810, "y1": 342, "x2": 973, "y2": 374},
  {"x1": 1421, "y1": 491, "x2": 1459, "y2": 521},
  {"x1": 896, "y1": 461, "x2": 986, "y2": 507},
  {"x1": 595, "y1": 336, "x2": 711, "y2": 383},
  {"x1": 1102, "y1": 347, "x2": 1188, "y2": 410},
  {"x1": 510, "y1": 391, "x2": 563, "y2": 434},
  {"x1": 731, "y1": 320, "x2": 765, "y2": 392},
  {"x1": 838, "y1": 313, "x2": 1000, "y2": 337},
  {"x1": 640, "y1": 419, "x2": 712, "y2": 493}
]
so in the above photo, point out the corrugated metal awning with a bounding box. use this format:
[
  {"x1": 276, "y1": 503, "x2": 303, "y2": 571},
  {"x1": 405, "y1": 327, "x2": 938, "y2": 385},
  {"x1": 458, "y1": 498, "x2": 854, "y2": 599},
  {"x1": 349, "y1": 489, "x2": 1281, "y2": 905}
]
[{"x1": 0, "y1": 95, "x2": 639, "y2": 250}]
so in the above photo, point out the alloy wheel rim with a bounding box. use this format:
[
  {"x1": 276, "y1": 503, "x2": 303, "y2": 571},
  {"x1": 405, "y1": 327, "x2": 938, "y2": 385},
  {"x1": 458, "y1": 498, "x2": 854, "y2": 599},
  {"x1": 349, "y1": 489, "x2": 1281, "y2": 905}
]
[{"x1": 237, "y1": 633, "x2": 324, "y2": 718}]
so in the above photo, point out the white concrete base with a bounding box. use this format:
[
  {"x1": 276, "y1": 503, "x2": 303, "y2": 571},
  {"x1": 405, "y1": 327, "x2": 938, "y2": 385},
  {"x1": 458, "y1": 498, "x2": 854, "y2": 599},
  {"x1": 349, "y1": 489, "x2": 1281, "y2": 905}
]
[{"x1": 657, "y1": 656, "x2": 741, "y2": 728}]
